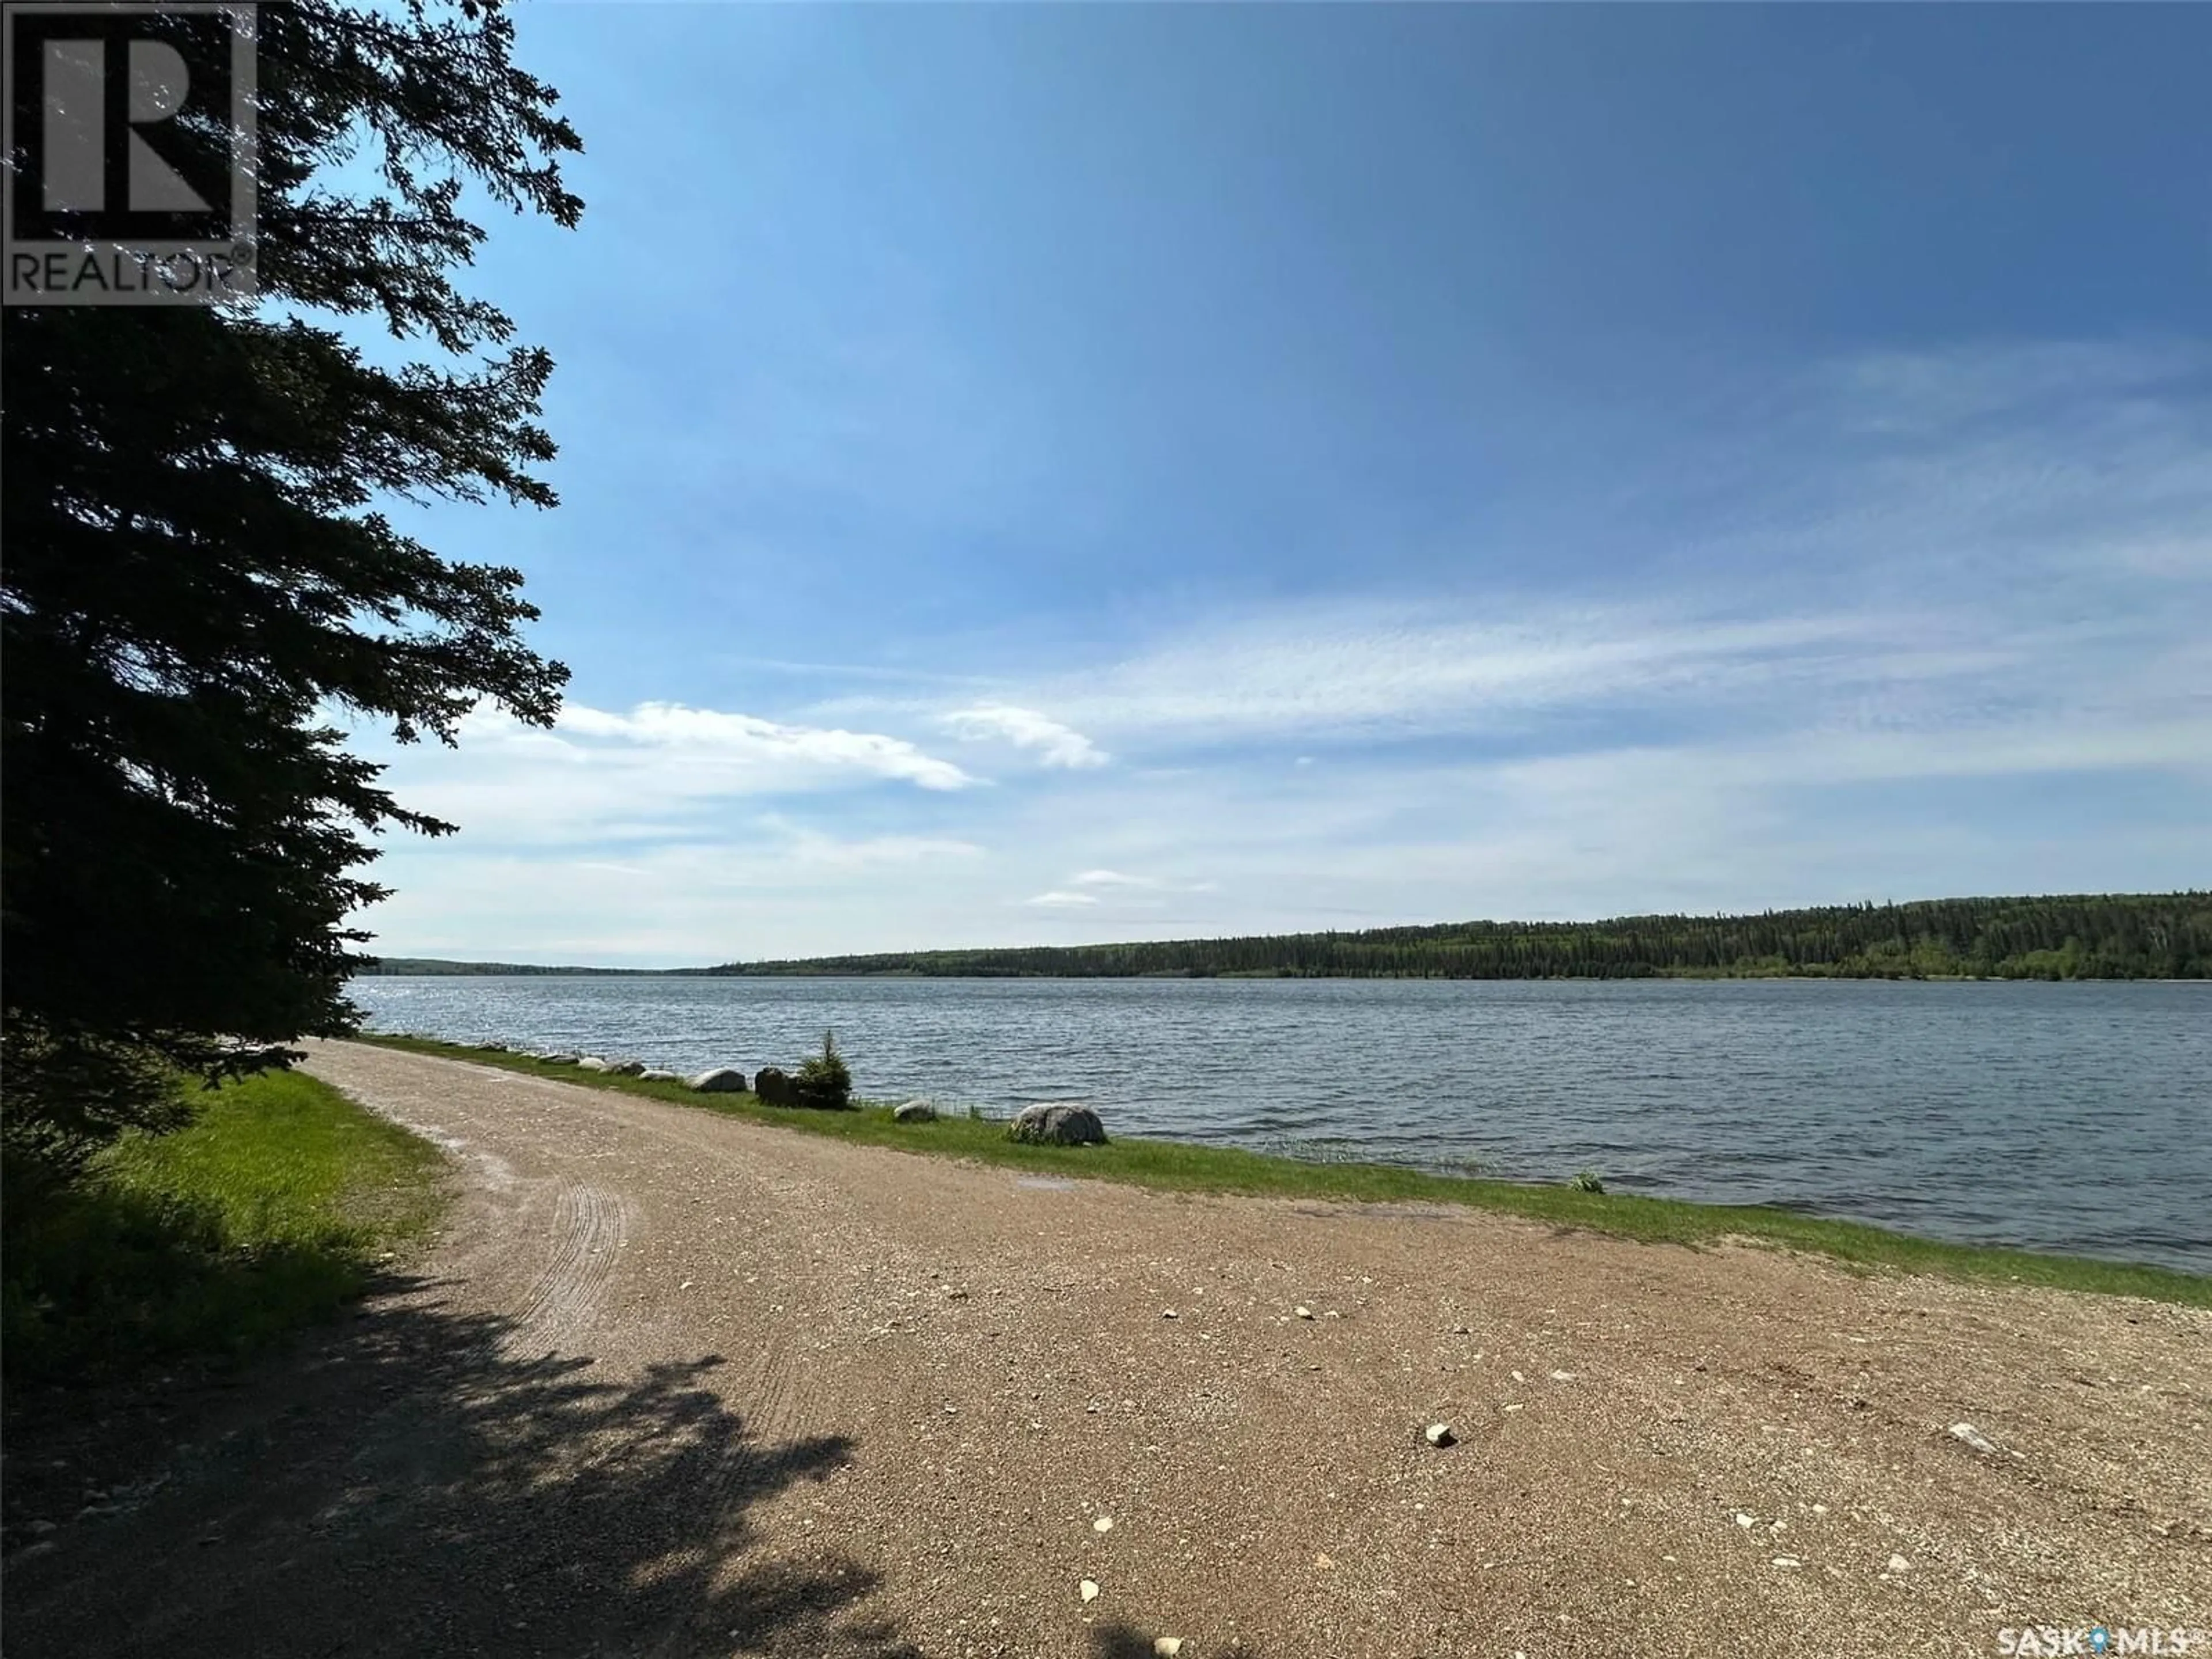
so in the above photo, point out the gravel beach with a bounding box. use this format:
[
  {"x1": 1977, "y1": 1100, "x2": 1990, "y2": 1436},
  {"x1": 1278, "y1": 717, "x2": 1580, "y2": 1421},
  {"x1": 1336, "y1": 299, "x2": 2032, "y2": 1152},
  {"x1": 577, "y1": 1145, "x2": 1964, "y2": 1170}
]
[{"x1": 5, "y1": 1040, "x2": 2205, "y2": 1658}]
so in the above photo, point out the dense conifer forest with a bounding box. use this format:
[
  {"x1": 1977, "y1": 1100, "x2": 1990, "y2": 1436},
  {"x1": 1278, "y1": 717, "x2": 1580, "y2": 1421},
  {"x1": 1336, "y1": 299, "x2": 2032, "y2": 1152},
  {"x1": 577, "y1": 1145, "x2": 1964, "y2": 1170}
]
[
  {"x1": 705, "y1": 893, "x2": 2207, "y2": 980},
  {"x1": 362, "y1": 893, "x2": 2210, "y2": 979}
]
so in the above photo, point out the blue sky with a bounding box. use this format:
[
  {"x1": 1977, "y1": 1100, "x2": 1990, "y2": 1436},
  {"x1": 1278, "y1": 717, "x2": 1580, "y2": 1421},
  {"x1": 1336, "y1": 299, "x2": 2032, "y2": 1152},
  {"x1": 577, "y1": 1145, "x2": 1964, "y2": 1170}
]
[{"x1": 355, "y1": 3, "x2": 2211, "y2": 965}]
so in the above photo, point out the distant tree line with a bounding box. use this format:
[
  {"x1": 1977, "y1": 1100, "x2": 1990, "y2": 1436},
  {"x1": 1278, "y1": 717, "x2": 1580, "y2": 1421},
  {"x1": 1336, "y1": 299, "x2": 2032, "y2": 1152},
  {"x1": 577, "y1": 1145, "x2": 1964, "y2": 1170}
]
[{"x1": 693, "y1": 893, "x2": 2212, "y2": 982}]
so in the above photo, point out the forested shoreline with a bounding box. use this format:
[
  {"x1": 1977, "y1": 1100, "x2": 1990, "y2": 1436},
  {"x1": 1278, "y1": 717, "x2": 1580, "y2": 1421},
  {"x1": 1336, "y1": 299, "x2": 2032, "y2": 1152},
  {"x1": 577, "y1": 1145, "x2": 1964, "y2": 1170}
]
[{"x1": 361, "y1": 892, "x2": 2211, "y2": 980}]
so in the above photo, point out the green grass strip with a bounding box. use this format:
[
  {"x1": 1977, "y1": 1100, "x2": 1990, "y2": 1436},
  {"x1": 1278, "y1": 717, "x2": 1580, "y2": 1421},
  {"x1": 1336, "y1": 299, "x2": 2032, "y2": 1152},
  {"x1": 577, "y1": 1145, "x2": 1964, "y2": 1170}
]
[
  {"x1": 3, "y1": 1069, "x2": 449, "y2": 1382},
  {"x1": 363, "y1": 1035, "x2": 2209, "y2": 1308}
]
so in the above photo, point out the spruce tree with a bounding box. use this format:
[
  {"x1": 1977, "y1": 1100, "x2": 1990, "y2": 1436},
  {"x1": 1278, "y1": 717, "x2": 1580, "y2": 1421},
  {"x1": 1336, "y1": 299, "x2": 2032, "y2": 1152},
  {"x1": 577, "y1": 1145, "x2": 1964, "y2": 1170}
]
[{"x1": 2, "y1": 0, "x2": 582, "y2": 1181}]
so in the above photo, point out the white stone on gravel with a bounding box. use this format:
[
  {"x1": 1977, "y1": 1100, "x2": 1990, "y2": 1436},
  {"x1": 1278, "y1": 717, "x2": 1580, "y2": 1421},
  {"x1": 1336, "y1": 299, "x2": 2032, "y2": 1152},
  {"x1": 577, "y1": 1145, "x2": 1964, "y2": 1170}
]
[
  {"x1": 1736, "y1": 1513, "x2": 1756, "y2": 1528},
  {"x1": 1771, "y1": 1555, "x2": 1802, "y2": 1569},
  {"x1": 1154, "y1": 1641, "x2": 1183, "y2": 1656},
  {"x1": 1093, "y1": 1516, "x2": 1113, "y2": 1532},
  {"x1": 1295, "y1": 1306, "x2": 1314, "y2": 1320},
  {"x1": 1948, "y1": 1421, "x2": 1999, "y2": 1455},
  {"x1": 1079, "y1": 1580, "x2": 1100, "y2": 1603},
  {"x1": 1425, "y1": 1422, "x2": 1456, "y2": 1448},
  {"x1": 1887, "y1": 1553, "x2": 1911, "y2": 1572}
]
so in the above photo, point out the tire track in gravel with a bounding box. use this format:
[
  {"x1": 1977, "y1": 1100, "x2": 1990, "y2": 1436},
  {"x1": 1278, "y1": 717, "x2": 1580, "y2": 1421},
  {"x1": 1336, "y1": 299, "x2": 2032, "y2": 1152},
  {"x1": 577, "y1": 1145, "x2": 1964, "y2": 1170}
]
[
  {"x1": 332, "y1": 1065, "x2": 636, "y2": 1359},
  {"x1": 325, "y1": 1044, "x2": 866, "y2": 1479},
  {"x1": 506, "y1": 1179, "x2": 632, "y2": 1355}
]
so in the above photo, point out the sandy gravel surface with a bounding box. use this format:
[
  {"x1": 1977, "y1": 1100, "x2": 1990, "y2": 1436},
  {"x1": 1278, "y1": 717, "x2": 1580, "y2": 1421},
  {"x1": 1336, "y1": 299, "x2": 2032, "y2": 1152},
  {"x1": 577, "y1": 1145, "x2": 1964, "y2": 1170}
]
[{"x1": 6, "y1": 1041, "x2": 2206, "y2": 1658}]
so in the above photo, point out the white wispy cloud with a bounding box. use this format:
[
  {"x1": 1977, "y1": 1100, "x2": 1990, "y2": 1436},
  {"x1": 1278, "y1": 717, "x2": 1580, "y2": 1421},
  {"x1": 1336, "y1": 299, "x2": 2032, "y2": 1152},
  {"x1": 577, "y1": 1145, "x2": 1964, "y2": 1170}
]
[
  {"x1": 1014, "y1": 869, "x2": 1222, "y2": 914},
  {"x1": 961, "y1": 339, "x2": 2210, "y2": 763},
  {"x1": 1824, "y1": 339, "x2": 2211, "y2": 436},
  {"x1": 1031, "y1": 607, "x2": 1876, "y2": 743},
  {"x1": 1024, "y1": 889, "x2": 1101, "y2": 908},
  {"x1": 1069, "y1": 869, "x2": 1217, "y2": 893},
  {"x1": 775, "y1": 827, "x2": 985, "y2": 870},
  {"x1": 558, "y1": 702, "x2": 974, "y2": 791},
  {"x1": 359, "y1": 340, "x2": 2212, "y2": 961},
  {"x1": 358, "y1": 699, "x2": 976, "y2": 849},
  {"x1": 940, "y1": 704, "x2": 1109, "y2": 768}
]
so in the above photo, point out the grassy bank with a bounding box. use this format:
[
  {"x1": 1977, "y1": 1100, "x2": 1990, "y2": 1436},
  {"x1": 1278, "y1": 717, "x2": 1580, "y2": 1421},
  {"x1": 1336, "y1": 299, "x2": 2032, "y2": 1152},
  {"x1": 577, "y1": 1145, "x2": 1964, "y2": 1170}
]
[
  {"x1": 365, "y1": 1035, "x2": 2207, "y2": 1308},
  {"x1": 2, "y1": 1069, "x2": 448, "y2": 1384}
]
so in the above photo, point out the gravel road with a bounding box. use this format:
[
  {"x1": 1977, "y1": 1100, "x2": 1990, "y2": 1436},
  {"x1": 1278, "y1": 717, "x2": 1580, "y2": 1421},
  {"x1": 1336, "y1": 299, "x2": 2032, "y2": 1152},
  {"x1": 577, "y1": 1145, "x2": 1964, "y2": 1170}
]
[{"x1": 5, "y1": 1040, "x2": 2206, "y2": 1658}]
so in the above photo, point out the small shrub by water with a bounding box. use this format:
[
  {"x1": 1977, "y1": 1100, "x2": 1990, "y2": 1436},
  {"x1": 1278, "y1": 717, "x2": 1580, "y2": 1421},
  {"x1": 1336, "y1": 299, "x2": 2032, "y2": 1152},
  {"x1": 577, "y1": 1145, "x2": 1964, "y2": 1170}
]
[
  {"x1": 792, "y1": 1029, "x2": 853, "y2": 1111},
  {"x1": 1570, "y1": 1169, "x2": 1607, "y2": 1195}
]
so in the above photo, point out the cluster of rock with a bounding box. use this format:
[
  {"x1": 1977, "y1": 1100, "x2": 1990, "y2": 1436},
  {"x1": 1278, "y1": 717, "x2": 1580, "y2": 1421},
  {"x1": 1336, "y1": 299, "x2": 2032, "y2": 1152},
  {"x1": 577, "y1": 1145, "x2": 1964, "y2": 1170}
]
[
  {"x1": 519, "y1": 1048, "x2": 854, "y2": 1111},
  {"x1": 465, "y1": 1043, "x2": 1108, "y2": 1141},
  {"x1": 517, "y1": 1048, "x2": 749, "y2": 1094},
  {"x1": 514, "y1": 1050, "x2": 875, "y2": 1111}
]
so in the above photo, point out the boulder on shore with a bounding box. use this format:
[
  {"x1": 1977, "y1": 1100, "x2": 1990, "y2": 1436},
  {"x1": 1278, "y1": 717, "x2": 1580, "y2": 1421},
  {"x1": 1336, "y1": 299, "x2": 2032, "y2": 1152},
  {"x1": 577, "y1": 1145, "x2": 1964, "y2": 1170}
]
[
  {"x1": 539, "y1": 1052, "x2": 581, "y2": 1066},
  {"x1": 604, "y1": 1058, "x2": 647, "y2": 1076},
  {"x1": 577, "y1": 1056, "x2": 612, "y2": 1073},
  {"x1": 1006, "y1": 1103, "x2": 1107, "y2": 1146},
  {"x1": 687, "y1": 1067, "x2": 747, "y2": 1094},
  {"x1": 892, "y1": 1100, "x2": 938, "y2": 1124},
  {"x1": 753, "y1": 1066, "x2": 796, "y2": 1106},
  {"x1": 638, "y1": 1068, "x2": 681, "y2": 1082}
]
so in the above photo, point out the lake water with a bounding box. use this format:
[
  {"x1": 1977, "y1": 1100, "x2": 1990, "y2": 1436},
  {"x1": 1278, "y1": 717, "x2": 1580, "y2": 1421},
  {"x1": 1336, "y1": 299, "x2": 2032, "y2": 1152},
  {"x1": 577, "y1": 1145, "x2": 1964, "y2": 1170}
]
[{"x1": 351, "y1": 976, "x2": 2212, "y2": 1274}]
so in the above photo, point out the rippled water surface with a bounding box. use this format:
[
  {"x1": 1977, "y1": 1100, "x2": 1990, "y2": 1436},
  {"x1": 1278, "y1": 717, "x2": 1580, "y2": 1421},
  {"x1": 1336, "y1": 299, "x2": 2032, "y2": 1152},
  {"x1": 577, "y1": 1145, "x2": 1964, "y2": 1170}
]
[{"x1": 353, "y1": 976, "x2": 2211, "y2": 1272}]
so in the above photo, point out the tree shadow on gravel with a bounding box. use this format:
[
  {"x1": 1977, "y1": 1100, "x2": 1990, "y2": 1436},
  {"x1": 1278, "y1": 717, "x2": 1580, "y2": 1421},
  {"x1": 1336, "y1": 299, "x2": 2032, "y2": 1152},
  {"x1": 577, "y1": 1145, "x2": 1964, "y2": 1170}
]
[{"x1": 2, "y1": 1275, "x2": 918, "y2": 1658}]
